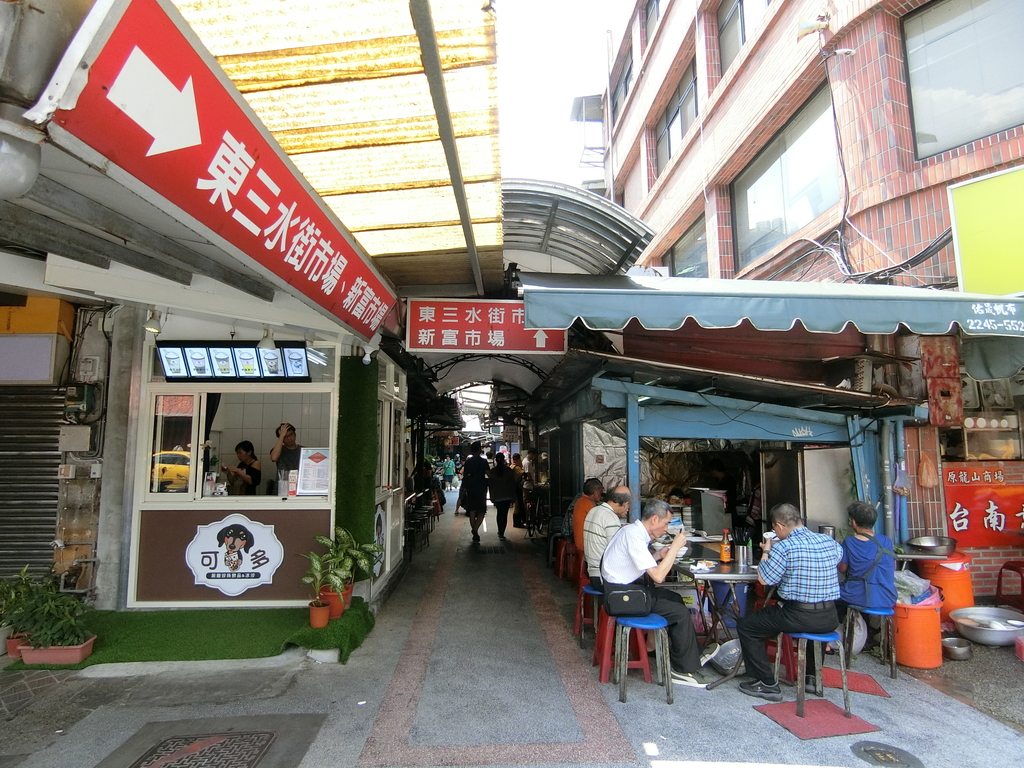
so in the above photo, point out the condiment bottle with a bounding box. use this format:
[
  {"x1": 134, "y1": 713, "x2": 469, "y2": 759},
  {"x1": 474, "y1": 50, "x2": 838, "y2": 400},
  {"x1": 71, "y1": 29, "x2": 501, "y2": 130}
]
[{"x1": 720, "y1": 528, "x2": 732, "y2": 562}]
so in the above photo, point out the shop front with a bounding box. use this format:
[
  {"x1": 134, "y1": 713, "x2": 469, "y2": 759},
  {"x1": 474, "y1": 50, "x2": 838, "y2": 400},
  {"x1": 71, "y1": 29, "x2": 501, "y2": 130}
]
[{"x1": 129, "y1": 338, "x2": 341, "y2": 606}]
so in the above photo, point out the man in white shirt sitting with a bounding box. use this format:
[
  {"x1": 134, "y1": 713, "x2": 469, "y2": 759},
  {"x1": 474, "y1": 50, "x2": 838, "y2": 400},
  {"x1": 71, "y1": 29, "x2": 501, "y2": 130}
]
[
  {"x1": 582, "y1": 486, "x2": 630, "y2": 591},
  {"x1": 601, "y1": 498, "x2": 716, "y2": 689}
]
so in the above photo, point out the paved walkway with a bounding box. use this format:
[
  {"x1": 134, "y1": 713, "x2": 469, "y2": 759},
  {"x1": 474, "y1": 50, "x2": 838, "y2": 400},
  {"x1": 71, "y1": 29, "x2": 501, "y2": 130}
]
[{"x1": 1, "y1": 506, "x2": 1022, "y2": 768}]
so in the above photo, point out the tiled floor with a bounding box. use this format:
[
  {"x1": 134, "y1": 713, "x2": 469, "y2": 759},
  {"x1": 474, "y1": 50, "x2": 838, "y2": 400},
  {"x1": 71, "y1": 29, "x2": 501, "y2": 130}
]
[{"x1": 0, "y1": 668, "x2": 72, "y2": 721}]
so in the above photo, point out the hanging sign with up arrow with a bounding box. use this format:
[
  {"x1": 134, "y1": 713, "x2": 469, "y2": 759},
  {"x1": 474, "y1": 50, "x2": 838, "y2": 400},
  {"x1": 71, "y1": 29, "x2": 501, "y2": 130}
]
[
  {"x1": 406, "y1": 299, "x2": 567, "y2": 354},
  {"x1": 27, "y1": 0, "x2": 394, "y2": 342}
]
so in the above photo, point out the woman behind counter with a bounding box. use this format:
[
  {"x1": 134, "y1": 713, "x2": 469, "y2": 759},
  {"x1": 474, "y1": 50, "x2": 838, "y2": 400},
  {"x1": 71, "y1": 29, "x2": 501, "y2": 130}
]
[{"x1": 225, "y1": 440, "x2": 262, "y2": 495}]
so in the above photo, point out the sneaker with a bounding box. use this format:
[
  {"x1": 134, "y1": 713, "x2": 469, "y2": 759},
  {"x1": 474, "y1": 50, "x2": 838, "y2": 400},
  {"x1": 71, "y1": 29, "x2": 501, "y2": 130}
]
[
  {"x1": 472, "y1": 533, "x2": 480, "y2": 542},
  {"x1": 671, "y1": 668, "x2": 717, "y2": 689},
  {"x1": 699, "y1": 642, "x2": 720, "y2": 667},
  {"x1": 738, "y1": 679, "x2": 783, "y2": 702},
  {"x1": 498, "y1": 534, "x2": 506, "y2": 540}
]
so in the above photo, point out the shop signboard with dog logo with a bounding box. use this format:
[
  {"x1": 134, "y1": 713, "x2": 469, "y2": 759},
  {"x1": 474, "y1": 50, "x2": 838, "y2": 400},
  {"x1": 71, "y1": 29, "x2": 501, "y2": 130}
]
[{"x1": 184, "y1": 513, "x2": 284, "y2": 596}]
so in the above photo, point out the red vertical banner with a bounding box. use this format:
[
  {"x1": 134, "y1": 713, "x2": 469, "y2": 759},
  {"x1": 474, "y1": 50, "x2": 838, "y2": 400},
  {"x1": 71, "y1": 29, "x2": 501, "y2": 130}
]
[{"x1": 942, "y1": 464, "x2": 1024, "y2": 547}]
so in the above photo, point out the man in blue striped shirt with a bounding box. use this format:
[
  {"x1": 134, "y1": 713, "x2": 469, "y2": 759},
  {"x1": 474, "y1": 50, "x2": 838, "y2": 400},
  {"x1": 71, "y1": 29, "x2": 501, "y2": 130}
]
[{"x1": 737, "y1": 502, "x2": 843, "y2": 702}]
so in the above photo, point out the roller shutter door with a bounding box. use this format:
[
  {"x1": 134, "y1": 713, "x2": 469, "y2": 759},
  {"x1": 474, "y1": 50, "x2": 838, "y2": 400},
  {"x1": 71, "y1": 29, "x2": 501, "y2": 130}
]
[{"x1": 0, "y1": 387, "x2": 63, "y2": 577}]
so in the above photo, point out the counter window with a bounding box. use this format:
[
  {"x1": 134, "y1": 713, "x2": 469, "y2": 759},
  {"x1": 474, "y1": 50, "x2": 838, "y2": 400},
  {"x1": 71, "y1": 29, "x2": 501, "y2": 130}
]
[{"x1": 151, "y1": 395, "x2": 195, "y2": 493}]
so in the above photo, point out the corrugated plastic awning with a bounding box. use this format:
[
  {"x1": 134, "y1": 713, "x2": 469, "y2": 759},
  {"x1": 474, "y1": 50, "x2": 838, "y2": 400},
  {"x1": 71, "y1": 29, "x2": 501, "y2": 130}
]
[
  {"x1": 520, "y1": 273, "x2": 1024, "y2": 337},
  {"x1": 175, "y1": 0, "x2": 502, "y2": 294}
]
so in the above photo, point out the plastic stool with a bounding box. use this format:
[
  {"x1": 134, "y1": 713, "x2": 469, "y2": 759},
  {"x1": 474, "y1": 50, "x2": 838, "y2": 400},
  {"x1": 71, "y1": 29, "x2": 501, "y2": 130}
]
[
  {"x1": 593, "y1": 606, "x2": 616, "y2": 683},
  {"x1": 844, "y1": 606, "x2": 897, "y2": 679},
  {"x1": 564, "y1": 542, "x2": 579, "y2": 583},
  {"x1": 996, "y1": 561, "x2": 1024, "y2": 611},
  {"x1": 554, "y1": 539, "x2": 570, "y2": 579},
  {"x1": 775, "y1": 630, "x2": 850, "y2": 718},
  {"x1": 575, "y1": 583, "x2": 601, "y2": 647},
  {"x1": 615, "y1": 614, "x2": 672, "y2": 704}
]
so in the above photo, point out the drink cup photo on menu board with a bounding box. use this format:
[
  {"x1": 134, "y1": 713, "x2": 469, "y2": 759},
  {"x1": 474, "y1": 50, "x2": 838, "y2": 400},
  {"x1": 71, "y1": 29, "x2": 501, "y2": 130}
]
[
  {"x1": 259, "y1": 347, "x2": 284, "y2": 377},
  {"x1": 159, "y1": 348, "x2": 187, "y2": 377},
  {"x1": 233, "y1": 348, "x2": 261, "y2": 378},
  {"x1": 184, "y1": 347, "x2": 212, "y2": 377},
  {"x1": 209, "y1": 347, "x2": 237, "y2": 377},
  {"x1": 285, "y1": 348, "x2": 309, "y2": 377}
]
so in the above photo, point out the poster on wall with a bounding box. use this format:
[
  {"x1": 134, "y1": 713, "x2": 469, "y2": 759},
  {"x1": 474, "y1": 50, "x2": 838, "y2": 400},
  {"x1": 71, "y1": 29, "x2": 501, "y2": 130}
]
[
  {"x1": 297, "y1": 448, "x2": 331, "y2": 495},
  {"x1": 943, "y1": 464, "x2": 1024, "y2": 547},
  {"x1": 184, "y1": 513, "x2": 284, "y2": 596},
  {"x1": 373, "y1": 504, "x2": 386, "y2": 581}
]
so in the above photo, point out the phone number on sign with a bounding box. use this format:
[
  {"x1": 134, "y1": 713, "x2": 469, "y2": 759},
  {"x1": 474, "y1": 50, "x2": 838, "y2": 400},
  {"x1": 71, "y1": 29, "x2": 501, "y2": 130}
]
[{"x1": 966, "y1": 318, "x2": 1024, "y2": 332}]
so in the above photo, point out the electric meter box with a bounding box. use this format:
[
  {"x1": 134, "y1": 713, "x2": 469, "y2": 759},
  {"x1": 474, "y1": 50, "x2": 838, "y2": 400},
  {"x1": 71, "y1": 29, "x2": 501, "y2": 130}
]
[{"x1": 65, "y1": 383, "x2": 97, "y2": 418}]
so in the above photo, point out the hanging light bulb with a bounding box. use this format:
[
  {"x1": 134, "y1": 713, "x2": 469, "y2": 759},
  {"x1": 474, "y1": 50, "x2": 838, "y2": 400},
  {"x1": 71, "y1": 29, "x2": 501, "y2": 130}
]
[
  {"x1": 144, "y1": 309, "x2": 162, "y2": 334},
  {"x1": 257, "y1": 325, "x2": 275, "y2": 350}
]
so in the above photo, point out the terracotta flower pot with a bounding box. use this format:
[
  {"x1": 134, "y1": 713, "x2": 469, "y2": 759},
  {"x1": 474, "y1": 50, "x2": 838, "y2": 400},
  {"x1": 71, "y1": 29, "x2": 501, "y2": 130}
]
[
  {"x1": 19, "y1": 636, "x2": 95, "y2": 665},
  {"x1": 342, "y1": 583, "x2": 354, "y2": 610},
  {"x1": 318, "y1": 586, "x2": 344, "y2": 620},
  {"x1": 5, "y1": 633, "x2": 28, "y2": 659},
  {"x1": 309, "y1": 601, "x2": 331, "y2": 628}
]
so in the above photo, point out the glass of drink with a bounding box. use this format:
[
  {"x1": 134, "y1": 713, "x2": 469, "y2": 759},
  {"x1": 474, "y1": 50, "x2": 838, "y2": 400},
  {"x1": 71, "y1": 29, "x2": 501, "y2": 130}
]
[
  {"x1": 239, "y1": 351, "x2": 256, "y2": 375},
  {"x1": 190, "y1": 351, "x2": 207, "y2": 374},
  {"x1": 163, "y1": 350, "x2": 182, "y2": 374},
  {"x1": 287, "y1": 350, "x2": 304, "y2": 375},
  {"x1": 215, "y1": 352, "x2": 231, "y2": 374}
]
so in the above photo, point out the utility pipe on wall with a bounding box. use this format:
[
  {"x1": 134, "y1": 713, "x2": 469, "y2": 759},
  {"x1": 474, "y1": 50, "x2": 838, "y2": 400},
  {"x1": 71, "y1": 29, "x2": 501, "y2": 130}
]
[{"x1": 880, "y1": 420, "x2": 894, "y2": 540}]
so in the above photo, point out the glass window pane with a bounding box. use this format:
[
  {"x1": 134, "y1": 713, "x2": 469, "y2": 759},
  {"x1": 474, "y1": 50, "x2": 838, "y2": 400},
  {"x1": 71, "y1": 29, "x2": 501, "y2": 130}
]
[
  {"x1": 743, "y1": 0, "x2": 770, "y2": 38},
  {"x1": 670, "y1": 216, "x2": 708, "y2": 278},
  {"x1": 905, "y1": 0, "x2": 1024, "y2": 156},
  {"x1": 719, "y1": 1, "x2": 742, "y2": 73},
  {"x1": 151, "y1": 395, "x2": 194, "y2": 493},
  {"x1": 732, "y1": 88, "x2": 838, "y2": 269}
]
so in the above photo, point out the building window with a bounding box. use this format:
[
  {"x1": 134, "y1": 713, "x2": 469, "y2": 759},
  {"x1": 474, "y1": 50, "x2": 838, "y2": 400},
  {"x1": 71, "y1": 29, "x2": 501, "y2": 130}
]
[
  {"x1": 731, "y1": 87, "x2": 839, "y2": 270},
  {"x1": 645, "y1": 0, "x2": 660, "y2": 39},
  {"x1": 718, "y1": 0, "x2": 771, "y2": 74},
  {"x1": 904, "y1": 0, "x2": 1024, "y2": 157},
  {"x1": 611, "y1": 50, "x2": 634, "y2": 123},
  {"x1": 655, "y1": 62, "x2": 698, "y2": 175},
  {"x1": 670, "y1": 216, "x2": 708, "y2": 277}
]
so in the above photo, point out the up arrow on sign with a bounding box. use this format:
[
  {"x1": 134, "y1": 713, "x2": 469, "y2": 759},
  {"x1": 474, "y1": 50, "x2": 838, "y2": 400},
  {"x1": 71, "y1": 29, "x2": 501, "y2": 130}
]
[
  {"x1": 533, "y1": 329, "x2": 548, "y2": 348},
  {"x1": 106, "y1": 46, "x2": 202, "y2": 157}
]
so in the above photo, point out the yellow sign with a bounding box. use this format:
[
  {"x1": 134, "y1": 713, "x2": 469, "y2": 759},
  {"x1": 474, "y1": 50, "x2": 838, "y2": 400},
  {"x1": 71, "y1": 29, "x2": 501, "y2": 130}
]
[{"x1": 950, "y1": 166, "x2": 1024, "y2": 295}]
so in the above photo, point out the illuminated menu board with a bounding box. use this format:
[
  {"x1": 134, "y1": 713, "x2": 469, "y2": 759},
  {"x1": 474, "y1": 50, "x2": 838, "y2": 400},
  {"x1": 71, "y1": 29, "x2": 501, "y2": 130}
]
[{"x1": 157, "y1": 342, "x2": 310, "y2": 381}]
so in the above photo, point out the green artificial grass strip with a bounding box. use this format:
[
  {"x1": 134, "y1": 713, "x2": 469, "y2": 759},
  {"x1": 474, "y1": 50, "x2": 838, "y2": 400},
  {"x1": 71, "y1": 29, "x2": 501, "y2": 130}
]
[
  {"x1": 285, "y1": 598, "x2": 375, "y2": 663},
  {"x1": 5, "y1": 607, "x2": 308, "y2": 671}
]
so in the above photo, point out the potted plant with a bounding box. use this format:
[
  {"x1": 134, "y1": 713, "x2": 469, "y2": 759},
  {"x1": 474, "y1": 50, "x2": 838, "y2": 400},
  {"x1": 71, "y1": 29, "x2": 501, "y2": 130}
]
[
  {"x1": 299, "y1": 551, "x2": 345, "y2": 627},
  {"x1": 2, "y1": 565, "x2": 46, "y2": 658},
  {"x1": 9, "y1": 587, "x2": 95, "y2": 665},
  {"x1": 315, "y1": 526, "x2": 383, "y2": 610}
]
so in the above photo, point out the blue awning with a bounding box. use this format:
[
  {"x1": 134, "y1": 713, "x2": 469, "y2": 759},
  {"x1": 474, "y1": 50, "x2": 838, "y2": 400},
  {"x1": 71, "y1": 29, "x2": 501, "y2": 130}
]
[{"x1": 520, "y1": 273, "x2": 1024, "y2": 337}]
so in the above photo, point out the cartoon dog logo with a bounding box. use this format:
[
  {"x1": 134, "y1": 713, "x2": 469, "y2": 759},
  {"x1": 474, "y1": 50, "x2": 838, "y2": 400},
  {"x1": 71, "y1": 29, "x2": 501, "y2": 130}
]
[{"x1": 217, "y1": 524, "x2": 254, "y2": 571}]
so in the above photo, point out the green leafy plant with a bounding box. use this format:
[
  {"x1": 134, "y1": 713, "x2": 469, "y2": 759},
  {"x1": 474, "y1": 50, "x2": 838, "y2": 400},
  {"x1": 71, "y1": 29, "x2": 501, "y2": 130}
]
[
  {"x1": 314, "y1": 526, "x2": 383, "y2": 587},
  {"x1": 2, "y1": 565, "x2": 57, "y2": 631},
  {"x1": 299, "y1": 551, "x2": 346, "y2": 606},
  {"x1": 6, "y1": 587, "x2": 91, "y2": 648}
]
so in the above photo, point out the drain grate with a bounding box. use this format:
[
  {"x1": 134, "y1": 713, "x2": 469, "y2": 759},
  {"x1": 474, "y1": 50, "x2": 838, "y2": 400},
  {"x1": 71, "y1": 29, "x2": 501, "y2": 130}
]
[
  {"x1": 851, "y1": 741, "x2": 925, "y2": 768},
  {"x1": 129, "y1": 731, "x2": 275, "y2": 768},
  {"x1": 459, "y1": 545, "x2": 507, "y2": 555}
]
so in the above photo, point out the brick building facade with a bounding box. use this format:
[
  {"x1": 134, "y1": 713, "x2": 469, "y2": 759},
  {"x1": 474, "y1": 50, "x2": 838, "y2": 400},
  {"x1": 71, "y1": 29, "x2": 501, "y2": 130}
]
[{"x1": 599, "y1": 0, "x2": 1024, "y2": 597}]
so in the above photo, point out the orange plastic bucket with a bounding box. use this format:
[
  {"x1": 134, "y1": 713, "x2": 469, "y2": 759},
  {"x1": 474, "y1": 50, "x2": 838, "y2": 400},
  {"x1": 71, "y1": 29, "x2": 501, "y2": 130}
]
[
  {"x1": 919, "y1": 552, "x2": 974, "y2": 621},
  {"x1": 894, "y1": 601, "x2": 943, "y2": 669}
]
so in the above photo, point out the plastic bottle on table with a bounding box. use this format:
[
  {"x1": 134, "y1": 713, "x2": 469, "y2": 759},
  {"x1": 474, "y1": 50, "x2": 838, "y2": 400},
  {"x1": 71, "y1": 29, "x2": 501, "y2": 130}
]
[{"x1": 720, "y1": 528, "x2": 732, "y2": 562}]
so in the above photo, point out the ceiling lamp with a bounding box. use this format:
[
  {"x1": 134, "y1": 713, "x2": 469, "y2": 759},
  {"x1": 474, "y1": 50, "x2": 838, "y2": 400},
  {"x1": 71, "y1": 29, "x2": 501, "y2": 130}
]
[
  {"x1": 257, "y1": 325, "x2": 275, "y2": 350},
  {"x1": 143, "y1": 309, "x2": 162, "y2": 334}
]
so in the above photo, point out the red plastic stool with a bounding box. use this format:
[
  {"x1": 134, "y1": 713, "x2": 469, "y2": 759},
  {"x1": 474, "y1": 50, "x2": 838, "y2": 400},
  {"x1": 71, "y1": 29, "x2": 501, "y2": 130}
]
[
  {"x1": 564, "y1": 542, "x2": 579, "y2": 582},
  {"x1": 593, "y1": 606, "x2": 618, "y2": 683},
  {"x1": 996, "y1": 561, "x2": 1024, "y2": 611},
  {"x1": 554, "y1": 539, "x2": 570, "y2": 579},
  {"x1": 574, "y1": 581, "x2": 600, "y2": 647}
]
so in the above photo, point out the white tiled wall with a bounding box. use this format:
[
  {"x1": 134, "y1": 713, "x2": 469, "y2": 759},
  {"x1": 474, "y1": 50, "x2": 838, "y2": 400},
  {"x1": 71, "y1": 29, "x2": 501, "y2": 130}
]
[{"x1": 209, "y1": 392, "x2": 332, "y2": 492}]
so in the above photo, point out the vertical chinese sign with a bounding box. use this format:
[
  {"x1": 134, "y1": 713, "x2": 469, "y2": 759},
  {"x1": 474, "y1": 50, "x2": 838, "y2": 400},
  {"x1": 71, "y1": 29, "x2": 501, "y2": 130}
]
[
  {"x1": 41, "y1": 0, "x2": 394, "y2": 340},
  {"x1": 943, "y1": 463, "x2": 1024, "y2": 547},
  {"x1": 406, "y1": 299, "x2": 567, "y2": 354}
]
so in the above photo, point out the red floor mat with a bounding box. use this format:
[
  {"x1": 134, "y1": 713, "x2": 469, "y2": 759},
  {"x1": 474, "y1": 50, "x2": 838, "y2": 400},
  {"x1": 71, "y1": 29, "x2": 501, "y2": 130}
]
[
  {"x1": 754, "y1": 699, "x2": 880, "y2": 740},
  {"x1": 821, "y1": 667, "x2": 890, "y2": 697}
]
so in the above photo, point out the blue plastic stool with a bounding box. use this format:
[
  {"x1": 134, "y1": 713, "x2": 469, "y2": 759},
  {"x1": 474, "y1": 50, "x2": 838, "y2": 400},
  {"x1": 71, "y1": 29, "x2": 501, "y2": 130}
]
[
  {"x1": 845, "y1": 606, "x2": 897, "y2": 679},
  {"x1": 614, "y1": 614, "x2": 672, "y2": 705},
  {"x1": 576, "y1": 584, "x2": 602, "y2": 647},
  {"x1": 774, "y1": 629, "x2": 850, "y2": 718}
]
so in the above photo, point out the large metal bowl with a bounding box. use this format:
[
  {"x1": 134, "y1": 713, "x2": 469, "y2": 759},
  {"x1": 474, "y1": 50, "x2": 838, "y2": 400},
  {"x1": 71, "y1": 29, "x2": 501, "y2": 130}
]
[
  {"x1": 950, "y1": 606, "x2": 1024, "y2": 646},
  {"x1": 905, "y1": 536, "x2": 957, "y2": 556}
]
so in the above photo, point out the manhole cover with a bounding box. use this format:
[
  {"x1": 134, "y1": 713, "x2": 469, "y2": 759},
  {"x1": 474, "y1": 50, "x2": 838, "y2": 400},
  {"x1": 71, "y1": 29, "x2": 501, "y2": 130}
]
[
  {"x1": 852, "y1": 741, "x2": 925, "y2": 768},
  {"x1": 129, "y1": 731, "x2": 275, "y2": 768}
]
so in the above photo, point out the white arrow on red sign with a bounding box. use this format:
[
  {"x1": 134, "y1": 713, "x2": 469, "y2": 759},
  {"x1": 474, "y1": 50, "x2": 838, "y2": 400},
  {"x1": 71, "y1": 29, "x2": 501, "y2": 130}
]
[
  {"x1": 533, "y1": 330, "x2": 548, "y2": 348},
  {"x1": 106, "y1": 46, "x2": 202, "y2": 157}
]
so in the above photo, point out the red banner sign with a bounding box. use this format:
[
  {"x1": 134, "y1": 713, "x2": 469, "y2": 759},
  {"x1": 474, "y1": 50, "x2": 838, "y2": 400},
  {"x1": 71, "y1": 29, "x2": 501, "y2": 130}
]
[
  {"x1": 406, "y1": 299, "x2": 566, "y2": 354},
  {"x1": 943, "y1": 475, "x2": 1024, "y2": 547},
  {"x1": 48, "y1": 0, "x2": 394, "y2": 340}
]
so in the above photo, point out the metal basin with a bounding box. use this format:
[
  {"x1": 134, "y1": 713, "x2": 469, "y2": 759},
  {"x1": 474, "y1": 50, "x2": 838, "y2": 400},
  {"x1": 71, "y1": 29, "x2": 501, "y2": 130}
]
[
  {"x1": 905, "y1": 536, "x2": 957, "y2": 556},
  {"x1": 942, "y1": 637, "x2": 973, "y2": 660},
  {"x1": 950, "y1": 606, "x2": 1024, "y2": 646}
]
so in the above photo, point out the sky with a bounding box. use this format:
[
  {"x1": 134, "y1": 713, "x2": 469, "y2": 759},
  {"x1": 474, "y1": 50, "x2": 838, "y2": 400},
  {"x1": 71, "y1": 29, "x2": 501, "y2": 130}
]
[{"x1": 495, "y1": 0, "x2": 631, "y2": 188}]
